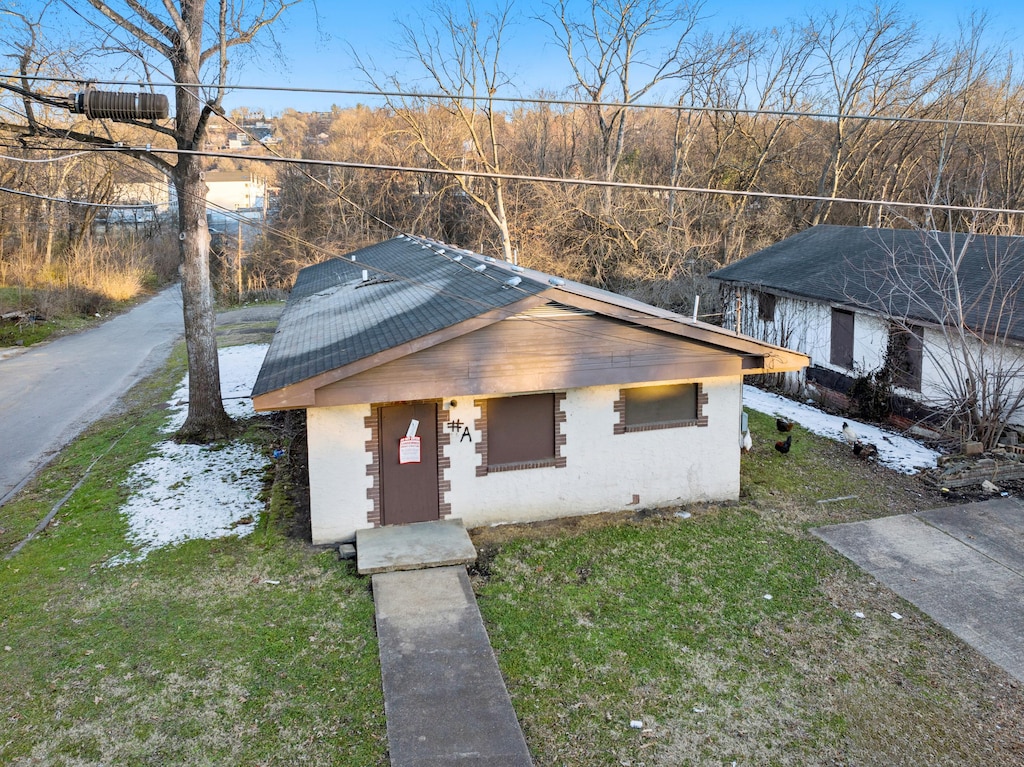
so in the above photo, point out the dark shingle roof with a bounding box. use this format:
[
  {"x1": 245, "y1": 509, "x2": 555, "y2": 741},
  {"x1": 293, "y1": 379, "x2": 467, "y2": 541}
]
[
  {"x1": 710, "y1": 225, "x2": 1024, "y2": 341},
  {"x1": 251, "y1": 236, "x2": 548, "y2": 396}
]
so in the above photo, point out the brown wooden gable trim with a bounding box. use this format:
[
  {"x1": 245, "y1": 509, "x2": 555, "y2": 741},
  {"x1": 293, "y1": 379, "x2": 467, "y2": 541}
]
[
  {"x1": 311, "y1": 316, "x2": 741, "y2": 407},
  {"x1": 252, "y1": 293, "x2": 551, "y2": 411},
  {"x1": 613, "y1": 383, "x2": 709, "y2": 434},
  {"x1": 474, "y1": 392, "x2": 566, "y2": 476},
  {"x1": 546, "y1": 288, "x2": 810, "y2": 373},
  {"x1": 365, "y1": 399, "x2": 450, "y2": 527}
]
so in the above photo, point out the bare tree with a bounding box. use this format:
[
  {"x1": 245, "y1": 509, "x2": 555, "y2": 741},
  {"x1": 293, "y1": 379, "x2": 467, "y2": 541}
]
[
  {"x1": 807, "y1": 3, "x2": 940, "y2": 225},
  {"x1": 2, "y1": 0, "x2": 299, "y2": 441},
  {"x1": 543, "y1": 0, "x2": 705, "y2": 213},
  {"x1": 868, "y1": 220, "x2": 1024, "y2": 448},
  {"x1": 358, "y1": 0, "x2": 518, "y2": 262}
]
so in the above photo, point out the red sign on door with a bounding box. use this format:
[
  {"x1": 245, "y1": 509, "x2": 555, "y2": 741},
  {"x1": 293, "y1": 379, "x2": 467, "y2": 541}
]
[{"x1": 399, "y1": 436, "x2": 421, "y2": 464}]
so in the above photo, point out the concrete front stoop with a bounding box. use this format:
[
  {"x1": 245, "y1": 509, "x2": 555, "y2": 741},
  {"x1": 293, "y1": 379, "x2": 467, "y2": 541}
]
[{"x1": 356, "y1": 519, "x2": 477, "y2": 575}]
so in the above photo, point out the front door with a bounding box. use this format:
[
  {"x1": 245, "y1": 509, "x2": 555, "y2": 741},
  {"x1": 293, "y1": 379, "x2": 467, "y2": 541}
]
[{"x1": 379, "y1": 402, "x2": 440, "y2": 526}]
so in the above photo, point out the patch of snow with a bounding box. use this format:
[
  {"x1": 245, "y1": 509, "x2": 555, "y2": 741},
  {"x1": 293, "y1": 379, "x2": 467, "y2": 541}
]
[
  {"x1": 164, "y1": 344, "x2": 269, "y2": 431},
  {"x1": 743, "y1": 385, "x2": 941, "y2": 475},
  {"x1": 109, "y1": 344, "x2": 270, "y2": 565}
]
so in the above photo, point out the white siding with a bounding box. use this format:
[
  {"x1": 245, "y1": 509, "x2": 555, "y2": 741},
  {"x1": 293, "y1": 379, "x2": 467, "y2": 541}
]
[
  {"x1": 733, "y1": 289, "x2": 887, "y2": 376},
  {"x1": 919, "y1": 327, "x2": 1024, "y2": 425},
  {"x1": 305, "y1": 378, "x2": 744, "y2": 544},
  {"x1": 306, "y1": 405, "x2": 374, "y2": 544},
  {"x1": 731, "y1": 287, "x2": 1024, "y2": 427}
]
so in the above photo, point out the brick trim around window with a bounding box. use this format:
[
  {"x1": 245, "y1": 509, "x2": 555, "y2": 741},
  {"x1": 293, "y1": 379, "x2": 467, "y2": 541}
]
[
  {"x1": 364, "y1": 401, "x2": 451, "y2": 527},
  {"x1": 613, "y1": 383, "x2": 708, "y2": 434},
  {"x1": 474, "y1": 392, "x2": 567, "y2": 476}
]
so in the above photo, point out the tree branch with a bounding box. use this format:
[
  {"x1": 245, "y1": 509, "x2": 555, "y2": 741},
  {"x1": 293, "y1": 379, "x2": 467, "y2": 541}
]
[{"x1": 83, "y1": 0, "x2": 174, "y2": 58}]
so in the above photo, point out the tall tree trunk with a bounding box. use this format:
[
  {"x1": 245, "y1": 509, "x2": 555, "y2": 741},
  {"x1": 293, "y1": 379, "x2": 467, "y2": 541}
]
[
  {"x1": 172, "y1": 9, "x2": 232, "y2": 441},
  {"x1": 174, "y1": 153, "x2": 231, "y2": 440}
]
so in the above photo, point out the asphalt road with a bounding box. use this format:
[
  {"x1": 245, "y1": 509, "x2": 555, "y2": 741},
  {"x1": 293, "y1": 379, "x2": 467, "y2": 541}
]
[{"x1": 0, "y1": 285, "x2": 185, "y2": 506}]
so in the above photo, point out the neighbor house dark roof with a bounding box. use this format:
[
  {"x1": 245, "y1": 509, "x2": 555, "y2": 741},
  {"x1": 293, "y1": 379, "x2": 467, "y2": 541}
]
[
  {"x1": 252, "y1": 235, "x2": 810, "y2": 409},
  {"x1": 710, "y1": 225, "x2": 1024, "y2": 341}
]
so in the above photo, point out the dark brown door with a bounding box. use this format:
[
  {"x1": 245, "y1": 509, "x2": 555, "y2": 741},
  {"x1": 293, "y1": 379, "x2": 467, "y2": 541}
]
[{"x1": 379, "y1": 402, "x2": 440, "y2": 526}]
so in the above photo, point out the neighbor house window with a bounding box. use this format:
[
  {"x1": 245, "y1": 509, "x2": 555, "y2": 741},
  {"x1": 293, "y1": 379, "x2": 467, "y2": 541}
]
[
  {"x1": 830, "y1": 308, "x2": 855, "y2": 369},
  {"x1": 614, "y1": 383, "x2": 708, "y2": 434},
  {"x1": 757, "y1": 291, "x2": 777, "y2": 322},
  {"x1": 889, "y1": 324, "x2": 924, "y2": 391},
  {"x1": 475, "y1": 393, "x2": 566, "y2": 475}
]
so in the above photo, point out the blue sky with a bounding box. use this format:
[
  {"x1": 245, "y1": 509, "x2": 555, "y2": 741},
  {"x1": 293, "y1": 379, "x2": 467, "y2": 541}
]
[
  {"x1": 7, "y1": 1, "x2": 1022, "y2": 114},
  {"x1": 225, "y1": 0, "x2": 1022, "y2": 114}
]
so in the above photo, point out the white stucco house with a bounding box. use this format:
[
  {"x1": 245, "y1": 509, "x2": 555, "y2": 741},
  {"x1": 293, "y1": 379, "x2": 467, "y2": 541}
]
[
  {"x1": 710, "y1": 224, "x2": 1024, "y2": 432},
  {"x1": 251, "y1": 236, "x2": 809, "y2": 544},
  {"x1": 204, "y1": 170, "x2": 267, "y2": 212}
]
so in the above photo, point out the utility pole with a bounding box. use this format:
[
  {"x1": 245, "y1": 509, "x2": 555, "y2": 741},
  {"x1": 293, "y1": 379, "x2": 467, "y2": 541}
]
[{"x1": 236, "y1": 217, "x2": 243, "y2": 301}]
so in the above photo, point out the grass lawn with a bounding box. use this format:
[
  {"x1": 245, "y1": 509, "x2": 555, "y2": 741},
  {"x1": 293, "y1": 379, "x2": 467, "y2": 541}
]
[
  {"x1": 4, "y1": 347, "x2": 1023, "y2": 766},
  {"x1": 0, "y1": 346, "x2": 387, "y2": 766},
  {"x1": 472, "y1": 411, "x2": 1024, "y2": 766}
]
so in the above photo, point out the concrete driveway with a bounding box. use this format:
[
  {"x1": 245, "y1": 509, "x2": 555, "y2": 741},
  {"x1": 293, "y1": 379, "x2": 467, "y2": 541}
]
[{"x1": 814, "y1": 497, "x2": 1024, "y2": 683}]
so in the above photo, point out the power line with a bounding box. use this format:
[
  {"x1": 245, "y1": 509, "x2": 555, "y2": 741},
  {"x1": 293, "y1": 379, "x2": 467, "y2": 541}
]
[
  {"x1": 0, "y1": 7, "x2": 787, "y2": 357},
  {"x1": 0, "y1": 184, "x2": 154, "y2": 208},
  {"x1": 75, "y1": 133, "x2": 733, "y2": 357},
  {"x1": 81, "y1": 144, "x2": 1024, "y2": 218},
  {"x1": 6, "y1": 74, "x2": 1024, "y2": 131},
  {"x1": 0, "y1": 151, "x2": 93, "y2": 163}
]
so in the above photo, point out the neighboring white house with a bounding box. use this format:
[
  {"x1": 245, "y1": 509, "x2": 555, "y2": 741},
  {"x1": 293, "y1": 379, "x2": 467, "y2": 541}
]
[
  {"x1": 204, "y1": 171, "x2": 267, "y2": 212},
  {"x1": 710, "y1": 224, "x2": 1024, "y2": 430},
  {"x1": 104, "y1": 175, "x2": 172, "y2": 233},
  {"x1": 252, "y1": 236, "x2": 808, "y2": 544},
  {"x1": 110, "y1": 179, "x2": 171, "y2": 208}
]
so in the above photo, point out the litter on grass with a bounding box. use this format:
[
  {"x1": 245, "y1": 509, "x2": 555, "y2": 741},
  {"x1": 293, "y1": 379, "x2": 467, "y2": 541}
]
[{"x1": 107, "y1": 344, "x2": 270, "y2": 566}]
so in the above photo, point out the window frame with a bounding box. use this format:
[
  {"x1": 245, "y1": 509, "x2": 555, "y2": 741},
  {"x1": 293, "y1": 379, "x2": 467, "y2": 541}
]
[
  {"x1": 889, "y1": 323, "x2": 924, "y2": 391},
  {"x1": 614, "y1": 383, "x2": 708, "y2": 434},
  {"x1": 756, "y1": 291, "x2": 777, "y2": 322},
  {"x1": 830, "y1": 308, "x2": 855, "y2": 369},
  {"x1": 474, "y1": 392, "x2": 566, "y2": 475}
]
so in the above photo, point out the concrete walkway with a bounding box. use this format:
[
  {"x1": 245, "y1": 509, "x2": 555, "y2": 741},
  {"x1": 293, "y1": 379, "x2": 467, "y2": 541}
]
[
  {"x1": 360, "y1": 520, "x2": 532, "y2": 766},
  {"x1": 373, "y1": 567, "x2": 533, "y2": 767},
  {"x1": 813, "y1": 497, "x2": 1024, "y2": 683}
]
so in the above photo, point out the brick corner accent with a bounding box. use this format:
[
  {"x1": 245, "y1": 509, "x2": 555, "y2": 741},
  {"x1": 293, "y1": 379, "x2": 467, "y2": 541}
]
[
  {"x1": 473, "y1": 398, "x2": 489, "y2": 477},
  {"x1": 554, "y1": 391, "x2": 567, "y2": 468},
  {"x1": 363, "y1": 406, "x2": 381, "y2": 527},
  {"x1": 436, "y1": 403, "x2": 452, "y2": 519}
]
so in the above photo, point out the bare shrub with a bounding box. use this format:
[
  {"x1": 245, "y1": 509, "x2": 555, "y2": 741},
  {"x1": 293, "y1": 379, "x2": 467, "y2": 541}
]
[
  {"x1": 148, "y1": 233, "x2": 182, "y2": 285},
  {"x1": 64, "y1": 239, "x2": 149, "y2": 302}
]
